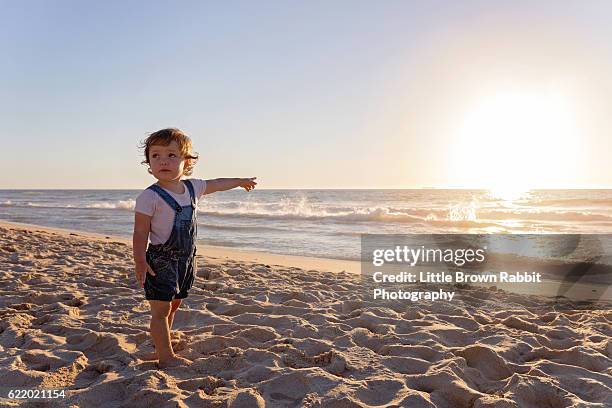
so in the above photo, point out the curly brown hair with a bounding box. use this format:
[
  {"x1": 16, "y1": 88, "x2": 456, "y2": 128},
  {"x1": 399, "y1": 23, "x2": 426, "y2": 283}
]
[{"x1": 139, "y1": 128, "x2": 199, "y2": 176}]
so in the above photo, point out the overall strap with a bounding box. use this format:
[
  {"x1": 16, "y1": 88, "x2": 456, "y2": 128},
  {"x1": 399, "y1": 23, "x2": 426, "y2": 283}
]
[
  {"x1": 184, "y1": 179, "x2": 196, "y2": 208},
  {"x1": 147, "y1": 184, "x2": 183, "y2": 213}
]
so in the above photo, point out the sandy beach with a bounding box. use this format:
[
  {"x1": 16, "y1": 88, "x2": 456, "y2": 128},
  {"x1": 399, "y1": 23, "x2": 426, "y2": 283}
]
[{"x1": 0, "y1": 221, "x2": 611, "y2": 407}]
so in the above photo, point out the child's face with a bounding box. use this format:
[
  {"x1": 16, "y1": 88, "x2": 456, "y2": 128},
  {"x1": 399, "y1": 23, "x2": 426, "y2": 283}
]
[{"x1": 148, "y1": 141, "x2": 187, "y2": 182}]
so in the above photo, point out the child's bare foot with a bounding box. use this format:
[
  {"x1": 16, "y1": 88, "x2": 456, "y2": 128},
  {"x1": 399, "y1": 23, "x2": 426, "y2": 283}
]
[
  {"x1": 138, "y1": 341, "x2": 184, "y2": 361},
  {"x1": 158, "y1": 355, "x2": 191, "y2": 369}
]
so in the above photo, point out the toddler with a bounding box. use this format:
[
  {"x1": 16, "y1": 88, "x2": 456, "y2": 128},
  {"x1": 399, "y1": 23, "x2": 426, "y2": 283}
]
[{"x1": 132, "y1": 127, "x2": 256, "y2": 368}]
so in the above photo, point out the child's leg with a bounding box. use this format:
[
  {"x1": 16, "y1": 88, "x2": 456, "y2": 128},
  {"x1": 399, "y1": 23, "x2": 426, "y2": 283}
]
[
  {"x1": 168, "y1": 299, "x2": 182, "y2": 330},
  {"x1": 148, "y1": 300, "x2": 174, "y2": 361}
]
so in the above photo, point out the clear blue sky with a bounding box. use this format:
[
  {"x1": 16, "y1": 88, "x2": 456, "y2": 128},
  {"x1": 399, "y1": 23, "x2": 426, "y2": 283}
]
[{"x1": 2, "y1": 1, "x2": 611, "y2": 189}]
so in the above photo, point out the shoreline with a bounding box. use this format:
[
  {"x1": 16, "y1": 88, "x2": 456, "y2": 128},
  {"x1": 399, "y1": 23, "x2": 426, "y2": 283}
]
[
  {"x1": 2, "y1": 220, "x2": 609, "y2": 301},
  {"x1": 0, "y1": 220, "x2": 361, "y2": 274}
]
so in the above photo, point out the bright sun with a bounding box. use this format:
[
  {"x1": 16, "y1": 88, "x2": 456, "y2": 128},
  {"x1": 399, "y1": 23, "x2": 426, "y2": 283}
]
[{"x1": 449, "y1": 89, "x2": 580, "y2": 199}]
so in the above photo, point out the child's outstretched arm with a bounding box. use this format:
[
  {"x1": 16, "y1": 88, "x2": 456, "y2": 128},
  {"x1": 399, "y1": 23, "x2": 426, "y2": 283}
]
[{"x1": 204, "y1": 177, "x2": 257, "y2": 194}]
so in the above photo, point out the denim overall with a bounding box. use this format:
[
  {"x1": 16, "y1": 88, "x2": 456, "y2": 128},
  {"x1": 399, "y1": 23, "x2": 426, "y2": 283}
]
[{"x1": 144, "y1": 180, "x2": 197, "y2": 301}]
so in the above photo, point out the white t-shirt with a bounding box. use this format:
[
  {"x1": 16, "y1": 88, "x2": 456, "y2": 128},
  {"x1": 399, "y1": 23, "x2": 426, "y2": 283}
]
[{"x1": 135, "y1": 179, "x2": 207, "y2": 245}]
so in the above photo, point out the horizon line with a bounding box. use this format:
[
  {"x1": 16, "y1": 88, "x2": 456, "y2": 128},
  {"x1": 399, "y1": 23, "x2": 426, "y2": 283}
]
[{"x1": 2, "y1": 187, "x2": 612, "y2": 191}]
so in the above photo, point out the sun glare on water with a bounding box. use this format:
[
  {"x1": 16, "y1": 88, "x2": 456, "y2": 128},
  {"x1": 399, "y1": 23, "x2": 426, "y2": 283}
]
[
  {"x1": 488, "y1": 186, "x2": 530, "y2": 202},
  {"x1": 450, "y1": 89, "x2": 580, "y2": 197}
]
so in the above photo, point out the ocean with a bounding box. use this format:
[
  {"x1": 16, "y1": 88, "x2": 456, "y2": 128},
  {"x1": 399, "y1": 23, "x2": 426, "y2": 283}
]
[{"x1": 1, "y1": 189, "x2": 612, "y2": 261}]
